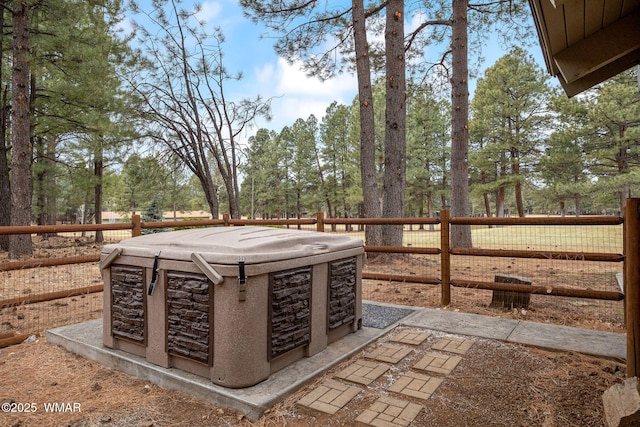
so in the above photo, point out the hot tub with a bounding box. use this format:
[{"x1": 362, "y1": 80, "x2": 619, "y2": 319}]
[{"x1": 100, "y1": 226, "x2": 364, "y2": 388}]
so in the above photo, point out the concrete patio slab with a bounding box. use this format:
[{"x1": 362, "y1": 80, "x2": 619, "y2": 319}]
[
  {"x1": 399, "y1": 307, "x2": 625, "y2": 360},
  {"x1": 46, "y1": 318, "x2": 386, "y2": 421},
  {"x1": 507, "y1": 320, "x2": 626, "y2": 361},
  {"x1": 401, "y1": 308, "x2": 520, "y2": 341}
]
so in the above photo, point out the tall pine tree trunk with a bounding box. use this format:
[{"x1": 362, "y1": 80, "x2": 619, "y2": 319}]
[
  {"x1": 382, "y1": 0, "x2": 406, "y2": 247},
  {"x1": 202, "y1": 173, "x2": 220, "y2": 219},
  {"x1": 496, "y1": 186, "x2": 505, "y2": 218},
  {"x1": 352, "y1": 0, "x2": 382, "y2": 247},
  {"x1": 496, "y1": 162, "x2": 507, "y2": 218},
  {"x1": 511, "y1": 151, "x2": 525, "y2": 217},
  {"x1": 34, "y1": 135, "x2": 57, "y2": 240},
  {"x1": 616, "y1": 129, "x2": 629, "y2": 214},
  {"x1": 0, "y1": 0, "x2": 9, "y2": 252},
  {"x1": 9, "y1": 0, "x2": 33, "y2": 259},
  {"x1": 422, "y1": 160, "x2": 431, "y2": 230},
  {"x1": 427, "y1": 191, "x2": 435, "y2": 232},
  {"x1": 0, "y1": 90, "x2": 9, "y2": 251},
  {"x1": 450, "y1": 0, "x2": 472, "y2": 248},
  {"x1": 94, "y1": 142, "x2": 104, "y2": 243},
  {"x1": 311, "y1": 140, "x2": 333, "y2": 221}
]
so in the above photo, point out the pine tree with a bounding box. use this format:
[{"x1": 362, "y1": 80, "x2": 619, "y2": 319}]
[
  {"x1": 584, "y1": 70, "x2": 640, "y2": 213},
  {"x1": 536, "y1": 91, "x2": 591, "y2": 216},
  {"x1": 470, "y1": 48, "x2": 551, "y2": 218},
  {"x1": 406, "y1": 83, "x2": 451, "y2": 225},
  {"x1": 8, "y1": 0, "x2": 33, "y2": 258}
]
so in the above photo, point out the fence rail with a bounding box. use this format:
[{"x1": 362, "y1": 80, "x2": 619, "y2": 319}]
[
  {"x1": 449, "y1": 216, "x2": 624, "y2": 226},
  {"x1": 451, "y1": 279, "x2": 623, "y2": 301},
  {"x1": 449, "y1": 248, "x2": 624, "y2": 262},
  {"x1": 0, "y1": 212, "x2": 625, "y2": 283}
]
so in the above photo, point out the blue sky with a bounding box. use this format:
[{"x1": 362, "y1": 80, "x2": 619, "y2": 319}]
[{"x1": 123, "y1": 0, "x2": 549, "y2": 135}]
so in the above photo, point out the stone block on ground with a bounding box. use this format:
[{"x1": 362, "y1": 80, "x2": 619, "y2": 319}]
[
  {"x1": 603, "y1": 376, "x2": 640, "y2": 427},
  {"x1": 489, "y1": 274, "x2": 532, "y2": 309}
]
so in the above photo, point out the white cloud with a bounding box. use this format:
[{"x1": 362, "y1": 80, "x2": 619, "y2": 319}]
[
  {"x1": 253, "y1": 57, "x2": 357, "y2": 130},
  {"x1": 255, "y1": 62, "x2": 276, "y2": 86},
  {"x1": 195, "y1": 1, "x2": 222, "y2": 22},
  {"x1": 276, "y1": 58, "x2": 355, "y2": 96},
  {"x1": 407, "y1": 10, "x2": 426, "y2": 34}
]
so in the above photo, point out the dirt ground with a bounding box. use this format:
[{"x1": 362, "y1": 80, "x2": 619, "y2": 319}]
[
  {"x1": 0, "y1": 326, "x2": 625, "y2": 427},
  {"x1": 0, "y1": 236, "x2": 629, "y2": 426},
  {"x1": 363, "y1": 254, "x2": 625, "y2": 334}
]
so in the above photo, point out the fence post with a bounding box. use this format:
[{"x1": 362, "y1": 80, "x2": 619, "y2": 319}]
[
  {"x1": 223, "y1": 213, "x2": 230, "y2": 226},
  {"x1": 132, "y1": 214, "x2": 141, "y2": 237},
  {"x1": 626, "y1": 198, "x2": 640, "y2": 378},
  {"x1": 316, "y1": 212, "x2": 325, "y2": 232},
  {"x1": 440, "y1": 209, "x2": 451, "y2": 306}
]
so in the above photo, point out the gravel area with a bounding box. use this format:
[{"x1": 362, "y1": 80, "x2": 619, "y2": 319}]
[{"x1": 362, "y1": 302, "x2": 414, "y2": 329}]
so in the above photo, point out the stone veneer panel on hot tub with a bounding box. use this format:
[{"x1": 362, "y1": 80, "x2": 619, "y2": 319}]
[
  {"x1": 328, "y1": 257, "x2": 357, "y2": 330},
  {"x1": 166, "y1": 271, "x2": 212, "y2": 364},
  {"x1": 111, "y1": 265, "x2": 146, "y2": 343},
  {"x1": 269, "y1": 266, "x2": 312, "y2": 359}
]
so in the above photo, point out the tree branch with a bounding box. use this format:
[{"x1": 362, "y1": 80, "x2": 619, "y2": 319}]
[{"x1": 405, "y1": 19, "x2": 452, "y2": 52}]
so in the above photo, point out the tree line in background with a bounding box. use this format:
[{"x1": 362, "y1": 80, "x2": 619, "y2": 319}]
[
  {"x1": 0, "y1": 0, "x2": 136, "y2": 258},
  {"x1": 0, "y1": 0, "x2": 638, "y2": 259},
  {"x1": 106, "y1": 57, "x2": 640, "y2": 224},
  {"x1": 240, "y1": 0, "x2": 533, "y2": 248},
  {"x1": 241, "y1": 60, "x2": 640, "y2": 222}
]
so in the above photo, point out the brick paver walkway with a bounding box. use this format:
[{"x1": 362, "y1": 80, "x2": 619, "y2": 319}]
[
  {"x1": 388, "y1": 371, "x2": 444, "y2": 400},
  {"x1": 390, "y1": 330, "x2": 431, "y2": 346},
  {"x1": 355, "y1": 396, "x2": 423, "y2": 427},
  {"x1": 296, "y1": 378, "x2": 360, "y2": 414},
  {"x1": 296, "y1": 328, "x2": 475, "y2": 426},
  {"x1": 334, "y1": 359, "x2": 391, "y2": 385},
  {"x1": 432, "y1": 337, "x2": 474, "y2": 354},
  {"x1": 413, "y1": 352, "x2": 462, "y2": 375},
  {"x1": 366, "y1": 343, "x2": 413, "y2": 363}
]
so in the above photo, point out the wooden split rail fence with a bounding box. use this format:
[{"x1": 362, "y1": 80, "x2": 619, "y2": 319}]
[
  {"x1": 1, "y1": 200, "x2": 639, "y2": 376},
  {"x1": 0, "y1": 211, "x2": 627, "y2": 308}
]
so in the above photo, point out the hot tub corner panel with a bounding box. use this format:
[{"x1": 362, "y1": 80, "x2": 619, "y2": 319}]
[{"x1": 210, "y1": 272, "x2": 271, "y2": 388}]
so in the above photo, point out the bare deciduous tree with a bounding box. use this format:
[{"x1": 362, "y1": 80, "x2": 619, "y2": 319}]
[{"x1": 129, "y1": 0, "x2": 271, "y2": 219}]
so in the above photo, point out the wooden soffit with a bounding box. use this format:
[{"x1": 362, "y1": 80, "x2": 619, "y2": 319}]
[{"x1": 528, "y1": 0, "x2": 640, "y2": 96}]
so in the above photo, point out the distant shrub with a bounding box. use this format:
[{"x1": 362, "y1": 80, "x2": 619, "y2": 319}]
[{"x1": 141, "y1": 198, "x2": 165, "y2": 234}]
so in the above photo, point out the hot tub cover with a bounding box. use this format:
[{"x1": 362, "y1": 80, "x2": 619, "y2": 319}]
[{"x1": 102, "y1": 226, "x2": 363, "y2": 265}]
